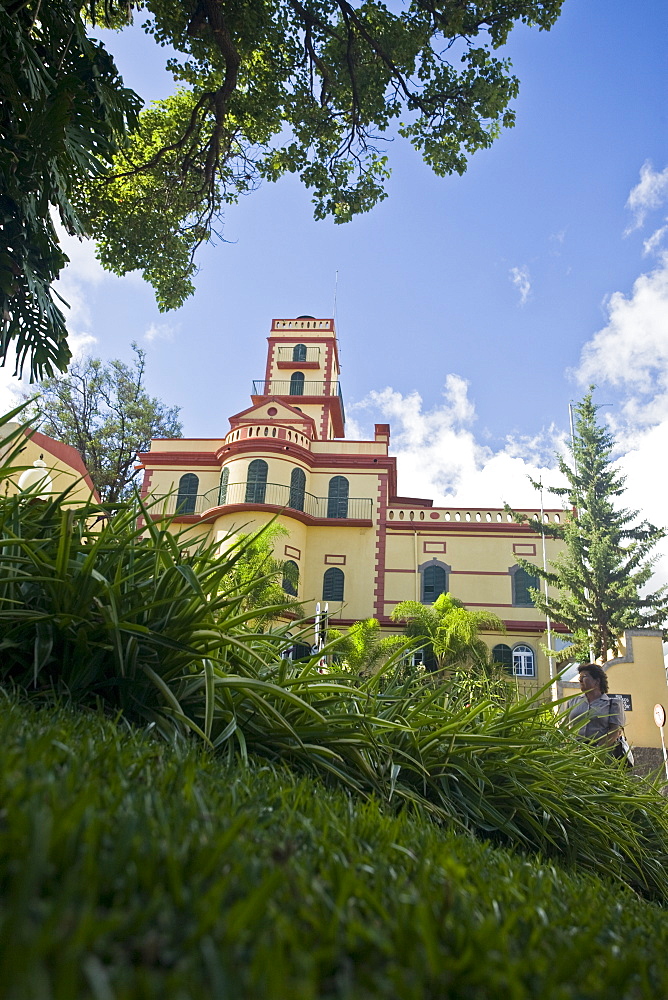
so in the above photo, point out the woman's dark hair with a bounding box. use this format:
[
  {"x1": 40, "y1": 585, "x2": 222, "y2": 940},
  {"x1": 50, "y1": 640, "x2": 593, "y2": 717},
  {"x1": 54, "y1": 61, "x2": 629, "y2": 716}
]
[{"x1": 578, "y1": 662, "x2": 609, "y2": 694}]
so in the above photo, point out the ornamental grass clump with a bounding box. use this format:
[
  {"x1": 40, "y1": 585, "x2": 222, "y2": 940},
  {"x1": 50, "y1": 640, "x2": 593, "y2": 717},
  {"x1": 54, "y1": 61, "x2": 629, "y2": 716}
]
[
  {"x1": 0, "y1": 409, "x2": 299, "y2": 739},
  {"x1": 2, "y1": 406, "x2": 668, "y2": 904}
]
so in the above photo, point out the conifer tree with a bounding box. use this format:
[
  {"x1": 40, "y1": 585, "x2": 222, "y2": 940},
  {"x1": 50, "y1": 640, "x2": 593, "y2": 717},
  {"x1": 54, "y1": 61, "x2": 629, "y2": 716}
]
[{"x1": 511, "y1": 389, "x2": 668, "y2": 662}]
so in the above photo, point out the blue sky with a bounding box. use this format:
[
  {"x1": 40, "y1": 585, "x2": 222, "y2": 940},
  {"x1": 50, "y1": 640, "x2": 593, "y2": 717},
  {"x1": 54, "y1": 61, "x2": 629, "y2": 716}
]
[{"x1": 4, "y1": 0, "x2": 668, "y2": 578}]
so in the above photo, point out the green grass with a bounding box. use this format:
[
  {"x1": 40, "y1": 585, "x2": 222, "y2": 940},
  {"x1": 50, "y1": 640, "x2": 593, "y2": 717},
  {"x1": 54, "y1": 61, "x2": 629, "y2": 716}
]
[{"x1": 1, "y1": 692, "x2": 667, "y2": 1000}]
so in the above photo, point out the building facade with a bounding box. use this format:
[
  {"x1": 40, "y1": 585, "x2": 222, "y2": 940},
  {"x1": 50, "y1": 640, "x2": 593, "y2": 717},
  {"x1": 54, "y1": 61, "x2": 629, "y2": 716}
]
[{"x1": 139, "y1": 315, "x2": 569, "y2": 691}]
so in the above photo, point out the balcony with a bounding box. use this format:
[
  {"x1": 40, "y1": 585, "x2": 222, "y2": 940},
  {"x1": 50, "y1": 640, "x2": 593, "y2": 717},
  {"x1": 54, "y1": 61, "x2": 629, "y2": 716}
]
[
  {"x1": 153, "y1": 481, "x2": 373, "y2": 521},
  {"x1": 252, "y1": 379, "x2": 345, "y2": 424},
  {"x1": 276, "y1": 346, "x2": 321, "y2": 363}
]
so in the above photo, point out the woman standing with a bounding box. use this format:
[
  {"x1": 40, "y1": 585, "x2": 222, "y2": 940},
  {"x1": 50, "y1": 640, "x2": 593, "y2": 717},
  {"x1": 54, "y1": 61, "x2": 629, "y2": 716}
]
[{"x1": 567, "y1": 662, "x2": 625, "y2": 753}]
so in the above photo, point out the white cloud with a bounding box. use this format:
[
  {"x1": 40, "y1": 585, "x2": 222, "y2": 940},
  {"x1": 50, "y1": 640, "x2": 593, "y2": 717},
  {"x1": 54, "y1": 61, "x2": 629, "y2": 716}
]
[
  {"x1": 615, "y1": 421, "x2": 668, "y2": 585},
  {"x1": 575, "y1": 252, "x2": 668, "y2": 424},
  {"x1": 51, "y1": 226, "x2": 142, "y2": 353},
  {"x1": 0, "y1": 366, "x2": 25, "y2": 415},
  {"x1": 509, "y1": 265, "x2": 531, "y2": 305},
  {"x1": 145, "y1": 321, "x2": 177, "y2": 343},
  {"x1": 625, "y1": 161, "x2": 668, "y2": 233},
  {"x1": 572, "y1": 242, "x2": 668, "y2": 589},
  {"x1": 352, "y1": 377, "x2": 566, "y2": 510},
  {"x1": 643, "y1": 224, "x2": 668, "y2": 257}
]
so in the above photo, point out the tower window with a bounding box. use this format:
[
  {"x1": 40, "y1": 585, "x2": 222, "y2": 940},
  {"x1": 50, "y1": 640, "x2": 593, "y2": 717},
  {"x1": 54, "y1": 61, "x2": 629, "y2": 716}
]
[
  {"x1": 293, "y1": 344, "x2": 307, "y2": 362},
  {"x1": 327, "y1": 476, "x2": 349, "y2": 518},
  {"x1": 510, "y1": 566, "x2": 540, "y2": 606},
  {"x1": 245, "y1": 459, "x2": 268, "y2": 503},
  {"x1": 282, "y1": 560, "x2": 299, "y2": 596},
  {"x1": 218, "y1": 466, "x2": 229, "y2": 505},
  {"x1": 176, "y1": 473, "x2": 198, "y2": 515},
  {"x1": 289, "y1": 371, "x2": 305, "y2": 395},
  {"x1": 420, "y1": 561, "x2": 449, "y2": 603},
  {"x1": 323, "y1": 567, "x2": 344, "y2": 601},
  {"x1": 289, "y1": 467, "x2": 306, "y2": 512}
]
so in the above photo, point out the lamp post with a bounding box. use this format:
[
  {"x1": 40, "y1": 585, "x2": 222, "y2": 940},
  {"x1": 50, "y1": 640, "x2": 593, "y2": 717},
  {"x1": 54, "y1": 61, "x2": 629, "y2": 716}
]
[{"x1": 17, "y1": 455, "x2": 53, "y2": 499}]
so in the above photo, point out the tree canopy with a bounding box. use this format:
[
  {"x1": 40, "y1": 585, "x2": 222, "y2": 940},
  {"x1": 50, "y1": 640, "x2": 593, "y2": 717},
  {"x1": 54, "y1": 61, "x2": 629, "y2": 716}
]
[
  {"x1": 392, "y1": 591, "x2": 503, "y2": 670},
  {"x1": 2, "y1": 0, "x2": 564, "y2": 377},
  {"x1": 509, "y1": 390, "x2": 668, "y2": 662},
  {"x1": 24, "y1": 343, "x2": 182, "y2": 502}
]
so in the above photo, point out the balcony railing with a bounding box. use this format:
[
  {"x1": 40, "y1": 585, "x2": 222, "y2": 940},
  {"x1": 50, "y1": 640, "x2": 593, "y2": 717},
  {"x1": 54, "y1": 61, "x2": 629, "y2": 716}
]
[
  {"x1": 252, "y1": 379, "x2": 345, "y2": 423},
  {"x1": 152, "y1": 481, "x2": 373, "y2": 520},
  {"x1": 276, "y1": 346, "x2": 321, "y2": 363}
]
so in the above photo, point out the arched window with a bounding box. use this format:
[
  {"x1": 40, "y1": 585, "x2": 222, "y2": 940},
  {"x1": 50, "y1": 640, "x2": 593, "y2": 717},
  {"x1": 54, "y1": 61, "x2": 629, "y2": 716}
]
[
  {"x1": 176, "y1": 473, "x2": 198, "y2": 515},
  {"x1": 289, "y1": 371, "x2": 305, "y2": 395},
  {"x1": 512, "y1": 644, "x2": 535, "y2": 677},
  {"x1": 282, "y1": 560, "x2": 299, "y2": 596},
  {"x1": 510, "y1": 566, "x2": 540, "y2": 606},
  {"x1": 218, "y1": 466, "x2": 229, "y2": 505},
  {"x1": 245, "y1": 459, "x2": 268, "y2": 503},
  {"x1": 323, "y1": 567, "x2": 345, "y2": 601},
  {"x1": 420, "y1": 561, "x2": 449, "y2": 603},
  {"x1": 327, "y1": 476, "x2": 349, "y2": 518},
  {"x1": 292, "y1": 343, "x2": 307, "y2": 362},
  {"x1": 492, "y1": 643, "x2": 513, "y2": 674},
  {"x1": 289, "y1": 467, "x2": 306, "y2": 511}
]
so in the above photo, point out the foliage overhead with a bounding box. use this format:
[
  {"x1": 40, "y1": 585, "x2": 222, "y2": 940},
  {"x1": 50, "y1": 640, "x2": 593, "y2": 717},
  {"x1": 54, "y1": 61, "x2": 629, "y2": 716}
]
[
  {"x1": 23, "y1": 343, "x2": 182, "y2": 502},
  {"x1": 0, "y1": 0, "x2": 140, "y2": 378},
  {"x1": 508, "y1": 389, "x2": 668, "y2": 661},
  {"x1": 1, "y1": 0, "x2": 564, "y2": 375}
]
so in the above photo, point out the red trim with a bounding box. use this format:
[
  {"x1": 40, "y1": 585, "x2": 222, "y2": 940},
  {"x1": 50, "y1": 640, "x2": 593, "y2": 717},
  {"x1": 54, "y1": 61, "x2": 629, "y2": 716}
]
[
  {"x1": 373, "y1": 472, "x2": 388, "y2": 619},
  {"x1": 386, "y1": 523, "x2": 554, "y2": 537},
  {"x1": 367, "y1": 616, "x2": 553, "y2": 634},
  {"x1": 264, "y1": 338, "x2": 273, "y2": 384},
  {"x1": 277, "y1": 361, "x2": 320, "y2": 370},
  {"x1": 391, "y1": 496, "x2": 433, "y2": 507},
  {"x1": 384, "y1": 568, "x2": 415, "y2": 574},
  {"x1": 321, "y1": 397, "x2": 345, "y2": 438},
  {"x1": 285, "y1": 544, "x2": 301, "y2": 560},
  {"x1": 450, "y1": 570, "x2": 510, "y2": 576},
  {"x1": 267, "y1": 334, "x2": 340, "y2": 373},
  {"x1": 324, "y1": 554, "x2": 346, "y2": 565},
  {"x1": 148, "y1": 436, "x2": 396, "y2": 475},
  {"x1": 139, "y1": 468, "x2": 154, "y2": 499},
  {"x1": 137, "y1": 452, "x2": 220, "y2": 467},
  {"x1": 513, "y1": 543, "x2": 537, "y2": 555},
  {"x1": 178, "y1": 501, "x2": 372, "y2": 528},
  {"x1": 322, "y1": 332, "x2": 333, "y2": 440},
  {"x1": 229, "y1": 398, "x2": 317, "y2": 433}
]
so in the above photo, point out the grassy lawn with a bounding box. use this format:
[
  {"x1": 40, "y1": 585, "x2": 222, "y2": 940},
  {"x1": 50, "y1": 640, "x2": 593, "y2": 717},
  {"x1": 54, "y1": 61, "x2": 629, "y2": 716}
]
[{"x1": 1, "y1": 692, "x2": 667, "y2": 1000}]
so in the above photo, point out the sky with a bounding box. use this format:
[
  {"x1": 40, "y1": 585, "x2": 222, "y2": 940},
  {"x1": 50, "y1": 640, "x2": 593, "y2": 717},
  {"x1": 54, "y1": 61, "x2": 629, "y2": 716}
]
[{"x1": 4, "y1": 0, "x2": 668, "y2": 582}]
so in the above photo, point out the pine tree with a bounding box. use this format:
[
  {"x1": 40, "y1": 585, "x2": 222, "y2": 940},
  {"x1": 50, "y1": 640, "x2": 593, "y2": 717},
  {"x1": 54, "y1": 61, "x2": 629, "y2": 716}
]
[{"x1": 511, "y1": 389, "x2": 668, "y2": 662}]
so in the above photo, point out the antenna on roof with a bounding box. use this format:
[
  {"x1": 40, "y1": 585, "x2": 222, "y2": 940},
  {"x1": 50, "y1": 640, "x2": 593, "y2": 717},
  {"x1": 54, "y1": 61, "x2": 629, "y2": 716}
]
[{"x1": 332, "y1": 270, "x2": 339, "y2": 325}]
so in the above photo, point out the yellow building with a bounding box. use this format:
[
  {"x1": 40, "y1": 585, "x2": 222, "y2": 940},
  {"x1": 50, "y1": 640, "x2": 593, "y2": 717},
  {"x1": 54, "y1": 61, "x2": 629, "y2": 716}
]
[
  {"x1": 139, "y1": 316, "x2": 571, "y2": 693},
  {"x1": 2, "y1": 422, "x2": 98, "y2": 503}
]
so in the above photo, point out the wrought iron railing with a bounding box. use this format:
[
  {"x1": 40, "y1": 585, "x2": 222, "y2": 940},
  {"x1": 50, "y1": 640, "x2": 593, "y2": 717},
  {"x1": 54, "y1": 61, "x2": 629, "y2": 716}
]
[
  {"x1": 252, "y1": 379, "x2": 345, "y2": 423},
  {"x1": 153, "y1": 481, "x2": 373, "y2": 520},
  {"x1": 276, "y1": 346, "x2": 321, "y2": 363}
]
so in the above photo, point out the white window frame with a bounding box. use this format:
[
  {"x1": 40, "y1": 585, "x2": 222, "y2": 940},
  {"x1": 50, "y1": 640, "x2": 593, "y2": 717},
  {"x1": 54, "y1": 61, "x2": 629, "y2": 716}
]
[{"x1": 512, "y1": 644, "x2": 535, "y2": 677}]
